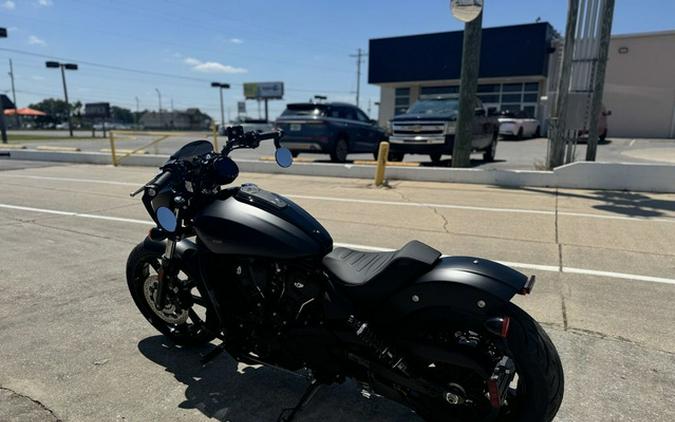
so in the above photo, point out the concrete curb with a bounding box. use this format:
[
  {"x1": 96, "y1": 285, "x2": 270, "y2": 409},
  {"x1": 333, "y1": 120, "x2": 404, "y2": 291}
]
[{"x1": 4, "y1": 148, "x2": 675, "y2": 193}]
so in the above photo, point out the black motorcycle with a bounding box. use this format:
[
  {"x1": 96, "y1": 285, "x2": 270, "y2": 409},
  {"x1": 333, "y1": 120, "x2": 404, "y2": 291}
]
[{"x1": 126, "y1": 126, "x2": 563, "y2": 421}]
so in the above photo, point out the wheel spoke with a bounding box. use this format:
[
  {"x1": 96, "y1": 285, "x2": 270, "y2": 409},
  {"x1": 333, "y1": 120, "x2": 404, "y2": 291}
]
[
  {"x1": 191, "y1": 294, "x2": 208, "y2": 307},
  {"x1": 148, "y1": 259, "x2": 161, "y2": 273}
]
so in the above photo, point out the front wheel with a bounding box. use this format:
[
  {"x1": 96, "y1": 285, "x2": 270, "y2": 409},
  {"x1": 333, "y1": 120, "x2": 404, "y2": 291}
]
[
  {"x1": 126, "y1": 242, "x2": 217, "y2": 345},
  {"x1": 406, "y1": 304, "x2": 564, "y2": 422}
]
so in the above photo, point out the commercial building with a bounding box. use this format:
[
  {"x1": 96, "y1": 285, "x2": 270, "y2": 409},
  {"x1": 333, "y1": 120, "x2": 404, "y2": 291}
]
[
  {"x1": 369, "y1": 23, "x2": 675, "y2": 138},
  {"x1": 140, "y1": 108, "x2": 212, "y2": 130}
]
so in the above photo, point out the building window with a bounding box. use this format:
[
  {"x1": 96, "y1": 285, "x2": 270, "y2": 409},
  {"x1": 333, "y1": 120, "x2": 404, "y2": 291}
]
[
  {"x1": 394, "y1": 87, "x2": 410, "y2": 115},
  {"x1": 420, "y1": 85, "x2": 459, "y2": 96}
]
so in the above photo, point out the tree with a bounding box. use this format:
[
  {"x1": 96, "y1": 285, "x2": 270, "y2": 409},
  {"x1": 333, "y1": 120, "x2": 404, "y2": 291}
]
[
  {"x1": 111, "y1": 106, "x2": 134, "y2": 124},
  {"x1": 28, "y1": 98, "x2": 83, "y2": 127}
]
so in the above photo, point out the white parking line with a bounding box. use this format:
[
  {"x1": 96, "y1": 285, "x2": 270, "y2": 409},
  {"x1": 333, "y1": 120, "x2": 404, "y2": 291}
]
[
  {"x1": 5, "y1": 174, "x2": 675, "y2": 224},
  {"x1": 2, "y1": 202, "x2": 674, "y2": 286}
]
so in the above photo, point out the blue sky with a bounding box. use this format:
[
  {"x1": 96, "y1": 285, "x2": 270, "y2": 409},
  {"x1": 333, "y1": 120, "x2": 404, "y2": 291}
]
[{"x1": 1, "y1": 0, "x2": 673, "y2": 120}]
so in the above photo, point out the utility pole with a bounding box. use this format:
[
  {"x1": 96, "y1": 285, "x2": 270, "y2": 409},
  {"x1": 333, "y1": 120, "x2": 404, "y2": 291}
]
[
  {"x1": 585, "y1": 0, "x2": 615, "y2": 161},
  {"x1": 349, "y1": 48, "x2": 367, "y2": 107},
  {"x1": 8, "y1": 59, "x2": 18, "y2": 126},
  {"x1": 547, "y1": 0, "x2": 580, "y2": 169},
  {"x1": 452, "y1": 10, "x2": 483, "y2": 168}
]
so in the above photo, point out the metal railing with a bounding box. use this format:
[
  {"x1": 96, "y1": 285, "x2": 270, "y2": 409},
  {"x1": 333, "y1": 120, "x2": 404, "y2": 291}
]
[{"x1": 108, "y1": 125, "x2": 219, "y2": 166}]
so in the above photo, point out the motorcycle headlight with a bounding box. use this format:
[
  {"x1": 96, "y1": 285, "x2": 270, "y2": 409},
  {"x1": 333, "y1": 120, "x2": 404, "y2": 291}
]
[{"x1": 156, "y1": 207, "x2": 177, "y2": 232}]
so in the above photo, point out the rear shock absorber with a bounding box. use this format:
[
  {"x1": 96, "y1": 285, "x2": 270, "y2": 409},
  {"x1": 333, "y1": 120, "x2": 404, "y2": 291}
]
[{"x1": 347, "y1": 315, "x2": 409, "y2": 375}]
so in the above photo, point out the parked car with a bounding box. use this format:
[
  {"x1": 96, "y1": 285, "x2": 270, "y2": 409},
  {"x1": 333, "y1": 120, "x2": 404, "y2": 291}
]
[
  {"x1": 221, "y1": 117, "x2": 273, "y2": 135},
  {"x1": 498, "y1": 110, "x2": 541, "y2": 139},
  {"x1": 388, "y1": 96, "x2": 499, "y2": 162},
  {"x1": 275, "y1": 102, "x2": 386, "y2": 162}
]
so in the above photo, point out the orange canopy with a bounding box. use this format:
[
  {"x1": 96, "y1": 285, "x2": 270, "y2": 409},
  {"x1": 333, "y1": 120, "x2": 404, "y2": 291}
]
[{"x1": 3, "y1": 107, "x2": 47, "y2": 116}]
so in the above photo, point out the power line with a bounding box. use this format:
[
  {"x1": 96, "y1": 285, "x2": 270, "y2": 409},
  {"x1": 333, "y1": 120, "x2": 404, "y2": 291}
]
[{"x1": 0, "y1": 47, "x2": 353, "y2": 95}]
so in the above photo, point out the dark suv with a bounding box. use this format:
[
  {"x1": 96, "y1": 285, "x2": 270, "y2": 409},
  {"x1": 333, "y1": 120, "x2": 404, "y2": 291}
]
[{"x1": 275, "y1": 102, "x2": 387, "y2": 162}]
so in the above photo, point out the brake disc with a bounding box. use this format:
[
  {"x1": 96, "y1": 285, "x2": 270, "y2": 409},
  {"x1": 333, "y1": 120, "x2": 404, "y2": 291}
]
[{"x1": 143, "y1": 275, "x2": 189, "y2": 324}]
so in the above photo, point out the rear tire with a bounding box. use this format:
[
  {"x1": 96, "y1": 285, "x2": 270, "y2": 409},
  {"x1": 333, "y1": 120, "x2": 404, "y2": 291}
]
[
  {"x1": 330, "y1": 138, "x2": 349, "y2": 163},
  {"x1": 534, "y1": 126, "x2": 541, "y2": 138},
  {"x1": 126, "y1": 242, "x2": 216, "y2": 346},
  {"x1": 290, "y1": 150, "x2": 300, "y2": 158},
  {"x1": 517, "y1": 127, "x2": 524, "y2": 140},
  {"x1": 408, "y1": 304, "x2": 564, "y2": 422}
]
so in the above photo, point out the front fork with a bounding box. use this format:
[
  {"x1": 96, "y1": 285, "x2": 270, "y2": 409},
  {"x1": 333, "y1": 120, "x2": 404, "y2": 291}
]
[{"x1": 154, "y1": 210, "x2": 180, "y2": 311}]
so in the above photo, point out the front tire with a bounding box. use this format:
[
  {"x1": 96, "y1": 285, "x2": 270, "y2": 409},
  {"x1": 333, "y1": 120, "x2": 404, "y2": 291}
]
[{"x1": 126, "y1": 242, "x2": 217, "y2": 346}]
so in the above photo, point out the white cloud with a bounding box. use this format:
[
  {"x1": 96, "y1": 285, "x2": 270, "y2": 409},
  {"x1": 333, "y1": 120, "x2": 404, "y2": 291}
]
[
  {"x1": 2, "y1": 1, "x2": 16, "y2": 10},
  {"x1": 183, "y1": 57, "x2": 246, "y2": 74},
  {"x1": 28, "y1": 35, "x2": 47, "y2": 46},
  {"x1": 37, "y1": 0, "x2": 53, "y2": 6},
  {"x1": 229, "y1": 38, "x2": 243, "y2": 44}
]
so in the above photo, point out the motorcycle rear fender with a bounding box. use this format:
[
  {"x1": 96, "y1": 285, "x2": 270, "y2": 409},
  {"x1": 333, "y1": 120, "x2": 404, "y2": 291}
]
[{"x1": 377, "y1": 256, "x2": 532, "y2": 322}]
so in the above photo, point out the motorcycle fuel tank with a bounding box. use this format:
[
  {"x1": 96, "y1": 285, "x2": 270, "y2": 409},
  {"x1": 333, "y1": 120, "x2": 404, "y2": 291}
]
[{"x1": 194, "y1": 184, "x2": 333, "y2": 259}]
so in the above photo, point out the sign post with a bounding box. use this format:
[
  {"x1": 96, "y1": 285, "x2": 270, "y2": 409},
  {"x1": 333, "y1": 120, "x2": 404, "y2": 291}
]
[
  {"x1": 450, "y1": 0, "x2": 484, "y2": 168},
  {"x1": 84, "y1": 102, "x2": 111, "y2": 138},
  {"x1": 243, "y1": 82, "x2": 284, "y2": 122}
]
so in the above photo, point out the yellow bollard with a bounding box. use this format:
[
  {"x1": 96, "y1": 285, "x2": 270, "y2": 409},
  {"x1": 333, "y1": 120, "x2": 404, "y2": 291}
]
[
  {"x1": 109, "y1": 131, "x2": 118, "y2": 166},
  {"x1": 212, "y1": 123, "x2": 219, "y2": 151},
  {"x1": 374, "y1": 141, "x2": 389, "y2": 186}
]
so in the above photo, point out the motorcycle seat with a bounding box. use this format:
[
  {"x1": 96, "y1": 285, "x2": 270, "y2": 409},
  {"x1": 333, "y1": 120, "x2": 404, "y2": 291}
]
[{"x1": 323, "y1": 240, "x2": 441, "y2": 301}]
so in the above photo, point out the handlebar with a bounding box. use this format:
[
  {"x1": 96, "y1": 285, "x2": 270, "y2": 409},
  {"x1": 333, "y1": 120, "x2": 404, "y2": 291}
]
[{"x1": 151, "y1": 170, "x2": 173, "y2": 191}]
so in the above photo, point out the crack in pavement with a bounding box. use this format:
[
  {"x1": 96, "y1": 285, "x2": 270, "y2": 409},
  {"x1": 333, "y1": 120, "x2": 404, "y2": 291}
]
[
  {"x1": 391, "y1": 188, "x2": 450, "y2": 234},
  {"x1": 0, "y1": 387, "x2": 61, "y2": 421}
]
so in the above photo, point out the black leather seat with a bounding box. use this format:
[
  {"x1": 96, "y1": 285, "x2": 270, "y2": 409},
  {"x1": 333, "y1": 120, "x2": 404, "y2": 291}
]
[{"x1": 323, "y1": 240, "x2": 441, "y2": 303}]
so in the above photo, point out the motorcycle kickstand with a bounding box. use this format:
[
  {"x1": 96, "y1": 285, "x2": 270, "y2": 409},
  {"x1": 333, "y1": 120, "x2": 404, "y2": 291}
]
[
  {"x1": 200, "y1": 341, "x2": 227, "y2": 365},
  {"x1": 277, "y1": 378, "x2": 323, "y2": 422}
]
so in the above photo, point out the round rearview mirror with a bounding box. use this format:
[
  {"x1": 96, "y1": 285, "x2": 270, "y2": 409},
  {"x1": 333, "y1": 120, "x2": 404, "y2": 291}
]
[
  {"x1": 450, "y1": 0, "x2": 483, "y2": 22},
  {"x1": 275, "y1": 147, "x2": 293, "y2": 168},
  {"x1": 156, "y1": 207, "x2": 177, "y2": 232}
]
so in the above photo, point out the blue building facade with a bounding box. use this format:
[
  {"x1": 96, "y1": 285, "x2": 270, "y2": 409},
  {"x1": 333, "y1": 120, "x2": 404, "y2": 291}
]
[{"x1": 368, "y1": 22, "x2": 559, "y2": 124}]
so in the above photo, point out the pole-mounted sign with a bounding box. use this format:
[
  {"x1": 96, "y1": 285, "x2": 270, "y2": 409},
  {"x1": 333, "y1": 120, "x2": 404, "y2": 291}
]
[{"x1": 243, "y1": 82, "x2": 284, "y2": 100}]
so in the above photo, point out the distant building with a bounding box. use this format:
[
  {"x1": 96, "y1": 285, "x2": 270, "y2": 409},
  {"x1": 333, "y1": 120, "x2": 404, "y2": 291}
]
[
  {"x1": 140, "y1": 108, "x2": 212, "y2": 130},
  {"x1": 369, "y1": 23, "x2": 675, "y2": 138}
]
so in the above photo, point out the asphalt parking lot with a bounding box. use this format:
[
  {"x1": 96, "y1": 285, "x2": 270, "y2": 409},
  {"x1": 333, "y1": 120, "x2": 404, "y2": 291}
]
[
  {"x1": 1, "y1": 159, "x2": 674, "y2": 421},
  {"x1": 5, "y1": 130, "x2": 675, "y2": 169}
]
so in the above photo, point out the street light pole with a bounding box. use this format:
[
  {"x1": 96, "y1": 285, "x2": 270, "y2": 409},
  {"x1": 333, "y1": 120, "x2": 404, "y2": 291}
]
[
  {"x1": 46, "y1": 61, "x2": 78, "y2": 137},
  {"x1": 59, "y1": 65, "x2": 74, "y2": 137},
  {"x1": 211, "y1": 82, "x2": 230, "y2": 128}
]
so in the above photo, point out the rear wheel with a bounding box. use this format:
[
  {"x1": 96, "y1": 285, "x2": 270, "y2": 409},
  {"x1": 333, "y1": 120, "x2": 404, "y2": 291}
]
[
  {"x1": 290, "y1": 150, "x2": 300, "y2": 158},
  {"x1": 534, "y1": 126, "x2": 541, "y2": 138},
  {"x1": 404, "y1": 304, "x2": 564, "y2": 422},
  {"x1": 330, "y1": 138, "x2": 349, "y2": 162},
  {"x1": 516, "y1": 127, "x2": 524, "y2": 140},
  {"x1": 126, "y1": 242, "x2": 217, "y2": 345}
]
